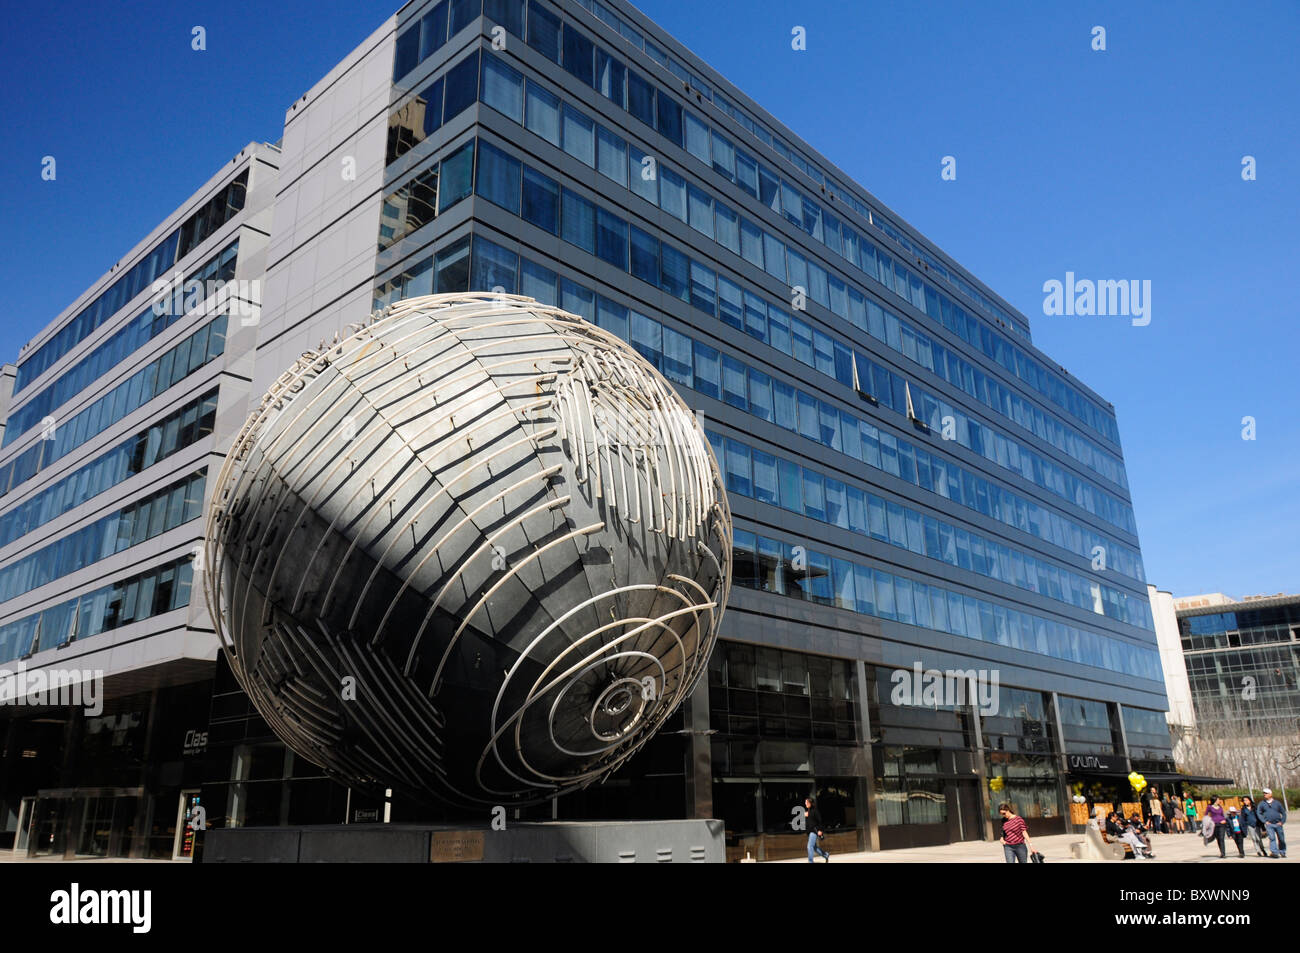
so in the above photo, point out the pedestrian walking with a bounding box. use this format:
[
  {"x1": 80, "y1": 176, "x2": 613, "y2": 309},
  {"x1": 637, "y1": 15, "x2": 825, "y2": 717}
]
[
  {"x1": 804, "y1": 796, "x2": 830, "y2": 863},
  {"x1": 1240, "y1": 796, "x2": 1267, "y2": 857},
  {"x1": 1226, "y1": 806, "x2": 1247, "y2": 857},
  {"x1": 1258, "y1": 788, "x2": 1288, "y2": 859},
  {"x1": 998, "y1": 802, "x2": 1035, "y2": 863},
  {"x1": 1206, "y1": 796, "x2": 1228, "y2": 858},
  {"x1": 1184, "y1": 794, "x2": 1199, "y2": 833}
]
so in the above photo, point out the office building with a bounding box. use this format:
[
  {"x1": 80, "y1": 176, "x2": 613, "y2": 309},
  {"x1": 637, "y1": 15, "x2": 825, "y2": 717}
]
[
  {"x1": 1166, "y1": 591, "x2": 1300, "y2": 791},
  {"x1": 0, "y1": 0, "x2": 1171, "y2": 860},
  {"x1": 0, "y1": 143, "x2": 279, "y2": 857}
]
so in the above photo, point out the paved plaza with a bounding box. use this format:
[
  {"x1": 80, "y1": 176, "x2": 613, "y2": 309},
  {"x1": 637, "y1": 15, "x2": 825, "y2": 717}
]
[{"x1": 772, "y1": 830, "x2": 1291, "y2": 864}]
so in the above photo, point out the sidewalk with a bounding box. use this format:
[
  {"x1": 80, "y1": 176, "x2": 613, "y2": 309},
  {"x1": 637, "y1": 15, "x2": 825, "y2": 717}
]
[{"x1": 770, "y1": 830, "x2": 1291, "y2": 863}]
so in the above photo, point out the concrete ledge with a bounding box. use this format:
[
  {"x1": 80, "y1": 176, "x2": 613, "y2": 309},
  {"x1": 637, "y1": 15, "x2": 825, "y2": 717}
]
[{"x1": 202, "y1": 819, "x2": 724, "y2": 863}]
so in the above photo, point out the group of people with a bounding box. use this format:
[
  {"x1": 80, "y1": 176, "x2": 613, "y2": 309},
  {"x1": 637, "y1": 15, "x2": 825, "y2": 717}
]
[
  {"x1": 1196, "y1": 791, "x2": 1288, "y2": 859},
  {"x1": 1107, "y1": 787, "x2": 1289, "y2": 860},
  {"x1": 1103, "y1": 809, "x2": 1160, "y2": 858}
]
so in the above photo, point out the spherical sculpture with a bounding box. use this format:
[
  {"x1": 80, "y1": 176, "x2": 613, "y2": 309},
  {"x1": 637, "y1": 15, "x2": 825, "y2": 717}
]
[{"x1": 204, "y1": 293, "x2": 731, "y2": 807}]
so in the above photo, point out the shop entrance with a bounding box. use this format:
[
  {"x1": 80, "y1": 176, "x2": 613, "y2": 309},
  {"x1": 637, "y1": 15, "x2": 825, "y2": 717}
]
[
  {"x1": 20, "y1": 787, "x2": 144, "y2": 859},
  {"x1": 949, "y1": 779, "x2": 985, "y2": 841}
]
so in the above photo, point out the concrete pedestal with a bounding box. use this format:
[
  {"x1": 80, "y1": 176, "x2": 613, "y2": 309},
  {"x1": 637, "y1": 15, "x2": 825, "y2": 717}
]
[{"x1": 202, "y1": 818, "x2": 724, "y2": 863}]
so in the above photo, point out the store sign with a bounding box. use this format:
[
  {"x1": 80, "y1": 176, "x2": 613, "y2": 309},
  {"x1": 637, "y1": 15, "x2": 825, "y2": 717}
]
[
  {"x1": 1068, "y1": 754, "x2": 1117, "y2": 772},
  {"x1": 183, "y1": 729, "x2": 208, "y2": 755}
]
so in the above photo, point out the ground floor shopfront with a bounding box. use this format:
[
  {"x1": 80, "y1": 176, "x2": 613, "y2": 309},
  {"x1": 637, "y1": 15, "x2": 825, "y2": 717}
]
[
  {"x1": 0, "y1": 678, "x2": 212, "y2": 860},
  {"x1": 193, "y1": 636, "x2": 1168, "y2": 861},
  {"x1": 1, "y1": 638, "x2": 1169, "y2": 861},
  {"x1": 700, "y1": 639, "x2": 1083, "y2": 860}
]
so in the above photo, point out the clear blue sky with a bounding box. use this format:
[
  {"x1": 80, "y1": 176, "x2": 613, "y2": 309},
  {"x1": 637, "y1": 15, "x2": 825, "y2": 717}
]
[{"x1": 1, "y1": 0, "x2": 1296, "y2": 600}]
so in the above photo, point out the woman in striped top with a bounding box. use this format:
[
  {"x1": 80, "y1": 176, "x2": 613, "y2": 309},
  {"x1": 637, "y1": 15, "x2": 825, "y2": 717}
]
[{"x1": 998, "y1": 802, "x2": 1035, "y2": 863}]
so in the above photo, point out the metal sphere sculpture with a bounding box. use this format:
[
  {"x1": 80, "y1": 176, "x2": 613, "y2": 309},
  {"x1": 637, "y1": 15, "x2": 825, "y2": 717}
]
[{"x1": 204, "y1": 293, "x2": 731, "y2": 807}]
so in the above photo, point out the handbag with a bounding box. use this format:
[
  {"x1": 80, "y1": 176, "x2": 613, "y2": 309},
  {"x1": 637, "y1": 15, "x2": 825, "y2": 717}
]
[{"x1": 1030, "y1": 850, "x2": 1045, "y2": 864}]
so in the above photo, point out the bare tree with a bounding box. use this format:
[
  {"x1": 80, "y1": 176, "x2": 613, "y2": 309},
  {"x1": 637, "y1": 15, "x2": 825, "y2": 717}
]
[{"x1": 1174, "y1": 695, "x2": 1300, "y2": 792}]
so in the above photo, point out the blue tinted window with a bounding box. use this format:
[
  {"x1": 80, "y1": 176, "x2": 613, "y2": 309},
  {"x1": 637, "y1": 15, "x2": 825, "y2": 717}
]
[
  {"x1": 449, "y1": 0, "x2": 477, "y2": 34},
  {"x1": 443, "y1": 51, "x2": 480, "y2": 121},
  {"x1": 725, "y1": 439, "x2": 751, "y2": 496},
  {"x1": 596, "y1": 126, "x2": 627, "y2": 187},
  {"x1": 767, "y1": 307, "x2": 791, "y2": 354},
  {"x1": 813, "y1": 329, "x2": 834, "y2": 377},
  {"x1": 692, "y1": 340, "x2": 720, "y2": 398},
  {"x1": 560, "y1": 278, "x2": 594, "y2": 323},
  {"x1": 687, "y1": 185, "x2": 713, "y2": 237},
  {"x1": 796, "y1": 391, "x2": 819, "y2": 441},
  {"x1": 684, "y1": 111, "x2": 710, "y2": 164},
  {"x1": 481, "y1": 54, "x2": 523, "y2": 122},
  {"x1": 628, "y1": 145, "x2": 657, "y2": 205},
  {"x1": 420, "y1": 77, "x2": 444, "y2": 137},
  {"x1": 777, "y1": 459, "x2": 801, "y2": 511},
  {"x1": 802, "y1": 470, "x2": 826, "y2": 522},
  {"x1": 471, "y1": 238, "x2": 518, "y2": 293},
  {"x1": 629, "y1": 309, "x2": 660, "y2": 366},
  {"x1": 629, "y1": 226, "x2": 659, "y2": 284},
  {"x1": 752, "y1": 449, "x2": 778, "y2": 505},
  {"x1": 394, "y1": 24, "x2": 420, "y2": 79},
  {"x1": 689, "y1": 260, "x2": 716, "y2": 315},
  {"x1": 655, "y1": 89, "x2": 683, "y2": 146},
  {"x1": 626, "y1": 69, "x2": 655, "y2": 126},
  {"x1": 520, "y1": 257, "x2": 557, "y2": 305},
  {"x1": 421, "y1": 2, "x2": 450, "y2": 58},
  {"x1": 437, "y1": 139, "x2": 475, "y2": 212},
  {"x1": 561, "y1": 23, "x2": 595, "y2": 86},
  {"x1": 874, "y1": 571, "x2": 896, "y2": 619},
  {"x1": 660, "y1": 244, "x2": 689, "y2": 301},
  {"x1": 748, "y1": 369, "x2": 773, "y2": 422},
  {"x1": 525, "y1": 81, "x2": 560, "y2": 145},
  {"x1": 596, "y1": 49, "x2": 626, "y2": 106},
  {"x1": 527, "y1": 2, "x2": 561, "y2": 61},
  {"x1": 762, "y1": 232, "x2": 786, "y2": 281},
  {"x1": 833, "y1": 342, "x2": 854, "y2": 387},
  {"x1": 597, "y1": 296, "x2": 629, "y2": 339},
  {"x1": 561, "y1": 104, "x2": 595, "y2": 166},
  {"x1": 739, "y1": 219, "x2": 763, "y2": 268},
  {"x1": 595, "y1": 208, "x2": 628, "y2": 268},
  {"x1": 434, "y1": 236, "x2": 470, "y2": 292},
  {"x1": 734, "y1": 148, "x2": 759, "y2": 197},
  {"x1": 717, "y1": 277, "x2": 743, "y2": 330},
  {"x1": 791, "y1": 318, "x2": 814, "y2": 366},
  {"x1": 825, "y1": 478, "x2": 848, "y2": 529},
  {"x1": 742, "y1": 294, "x2": 766, "y2": 342},
  {"x1": 475, "y1": 140, "x2": 521, "y2": 214},
  {"x1": 758, "y1": 166, "x2": 780, "y2": 213},
  {"x1": 485, "y1": 0, "x2": 524, "y2": 37},
  {"x1": 521, "y1": 165, "x2": 559, "y2": 233},
  {"x1": 659, "y1": 167, "x2": 686, "y2": 221},
  {"x1": 721, "y1": 355, "x2": 746, "y2": 410},
  {"x1": 561, "y1": 188, "x2": 595, "y2": 253},
  {"x1": 662, "y1": 326, "x2": 692, "y2": 386},
  {"x1": 715, "y1": 203, "x2": 740, "y2": 254},
  {"x1": 711, "y1": 132, "x2": 735, "y2": 180}
]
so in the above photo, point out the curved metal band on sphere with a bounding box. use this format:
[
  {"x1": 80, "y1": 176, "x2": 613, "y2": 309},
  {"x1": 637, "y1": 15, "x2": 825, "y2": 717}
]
[{"x1": 203, "y1": 293, "x2": 732, "y2": 807}]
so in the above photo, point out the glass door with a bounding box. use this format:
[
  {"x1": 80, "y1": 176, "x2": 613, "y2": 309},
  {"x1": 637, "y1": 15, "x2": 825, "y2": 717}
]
[{"x1": 13, "y1": 798, "x2": 35, "y2": 854}]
